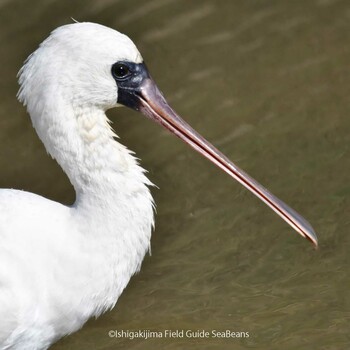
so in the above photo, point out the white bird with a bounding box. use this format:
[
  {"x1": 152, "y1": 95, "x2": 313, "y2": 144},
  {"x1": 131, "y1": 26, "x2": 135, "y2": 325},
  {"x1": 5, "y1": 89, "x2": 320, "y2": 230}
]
[{"x1": 0, "y1": 22, "x2": 317, "y2": 350}]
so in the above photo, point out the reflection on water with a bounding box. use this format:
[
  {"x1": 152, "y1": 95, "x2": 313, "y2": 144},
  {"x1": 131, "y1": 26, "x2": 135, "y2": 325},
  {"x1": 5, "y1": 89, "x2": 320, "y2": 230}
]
[{"x1": 0, "y1": 1, "x2": 349, "y2": 349}]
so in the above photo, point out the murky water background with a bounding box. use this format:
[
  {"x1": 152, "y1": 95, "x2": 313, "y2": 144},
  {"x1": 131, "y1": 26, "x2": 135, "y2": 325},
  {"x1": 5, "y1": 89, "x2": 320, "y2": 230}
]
[{"x1": 0, "y1": 0, "x2": 349, "y2": 349}]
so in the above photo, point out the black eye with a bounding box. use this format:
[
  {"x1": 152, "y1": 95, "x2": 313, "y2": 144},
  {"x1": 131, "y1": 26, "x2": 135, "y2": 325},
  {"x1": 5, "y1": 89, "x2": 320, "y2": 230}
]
[{"x1": 112, "y1": 63, "x2": 130, "y2": 79}]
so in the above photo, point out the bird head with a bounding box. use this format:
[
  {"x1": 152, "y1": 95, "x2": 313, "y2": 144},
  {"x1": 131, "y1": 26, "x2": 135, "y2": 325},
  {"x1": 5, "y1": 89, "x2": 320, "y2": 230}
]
[{"x1": 17, "y1": 22, "x2": 318, "y2": 247}]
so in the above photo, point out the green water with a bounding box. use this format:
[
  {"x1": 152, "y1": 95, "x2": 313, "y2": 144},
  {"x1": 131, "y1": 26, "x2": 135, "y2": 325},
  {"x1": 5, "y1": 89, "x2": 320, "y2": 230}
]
[{"x1": 0, "y1": 0, "x2": 349, "y2": 349}]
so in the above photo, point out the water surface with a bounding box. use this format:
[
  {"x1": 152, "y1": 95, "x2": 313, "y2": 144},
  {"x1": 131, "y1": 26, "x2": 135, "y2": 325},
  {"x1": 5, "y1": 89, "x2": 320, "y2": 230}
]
[{"x1": 0, "y1": 1, "x2": 349, "y2": 349}]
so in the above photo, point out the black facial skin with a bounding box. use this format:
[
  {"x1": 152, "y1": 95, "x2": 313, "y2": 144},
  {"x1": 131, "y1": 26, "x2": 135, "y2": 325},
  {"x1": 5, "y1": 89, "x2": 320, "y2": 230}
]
[{"x1": 112, "y1": 61, "x2": 150, "y2": 111}]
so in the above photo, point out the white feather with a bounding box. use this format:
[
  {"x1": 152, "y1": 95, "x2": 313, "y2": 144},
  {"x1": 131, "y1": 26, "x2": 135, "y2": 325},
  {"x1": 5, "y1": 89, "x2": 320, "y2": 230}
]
[{"x1": 1, "y1": 22, "x2": 154, "y2": 349}]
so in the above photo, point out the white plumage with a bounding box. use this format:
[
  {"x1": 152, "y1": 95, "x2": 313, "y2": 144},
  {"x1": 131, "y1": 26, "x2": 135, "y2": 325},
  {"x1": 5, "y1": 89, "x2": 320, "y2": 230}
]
[
  {"x1": 1, "y1": 23, "x2": 154, "y2": 349},
  {"x1": 0, "y1": 22, "x2": 317, "y2": 350}
]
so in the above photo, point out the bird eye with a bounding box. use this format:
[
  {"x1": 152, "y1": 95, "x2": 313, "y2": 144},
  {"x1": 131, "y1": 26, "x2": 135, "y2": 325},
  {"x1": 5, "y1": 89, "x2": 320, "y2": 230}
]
[{"x1": 112, "y1": 63, "x2": 130, "y2": 79}]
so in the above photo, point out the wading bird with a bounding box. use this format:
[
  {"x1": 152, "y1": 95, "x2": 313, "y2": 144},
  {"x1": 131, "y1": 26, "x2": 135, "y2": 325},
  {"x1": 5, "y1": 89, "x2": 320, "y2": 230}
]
[{"x1": 0, "y1": 23, "x2": 317, "y2": 349}]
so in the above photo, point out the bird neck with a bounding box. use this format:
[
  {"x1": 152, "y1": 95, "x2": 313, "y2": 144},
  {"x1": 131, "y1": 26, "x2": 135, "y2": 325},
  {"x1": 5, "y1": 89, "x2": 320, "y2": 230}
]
[
  {"x1": 28, "y1": 96, "x2": 155, "y2": 311},
  {"x1": 29, "y1": 94, "x2": 153, "y2": 208}
]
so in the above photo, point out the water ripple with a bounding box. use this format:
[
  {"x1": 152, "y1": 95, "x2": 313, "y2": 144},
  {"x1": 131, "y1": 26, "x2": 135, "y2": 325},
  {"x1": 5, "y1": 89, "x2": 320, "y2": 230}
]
[
  {"x1": 118, "y1": 0, "x2": 177, "y2": 25},
  {"x1": 198, "y1": 8, "x2": 278, "y2": 45},
  {"x1": 142, "y1": 4, "x2": 214, "y2": 42}
]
